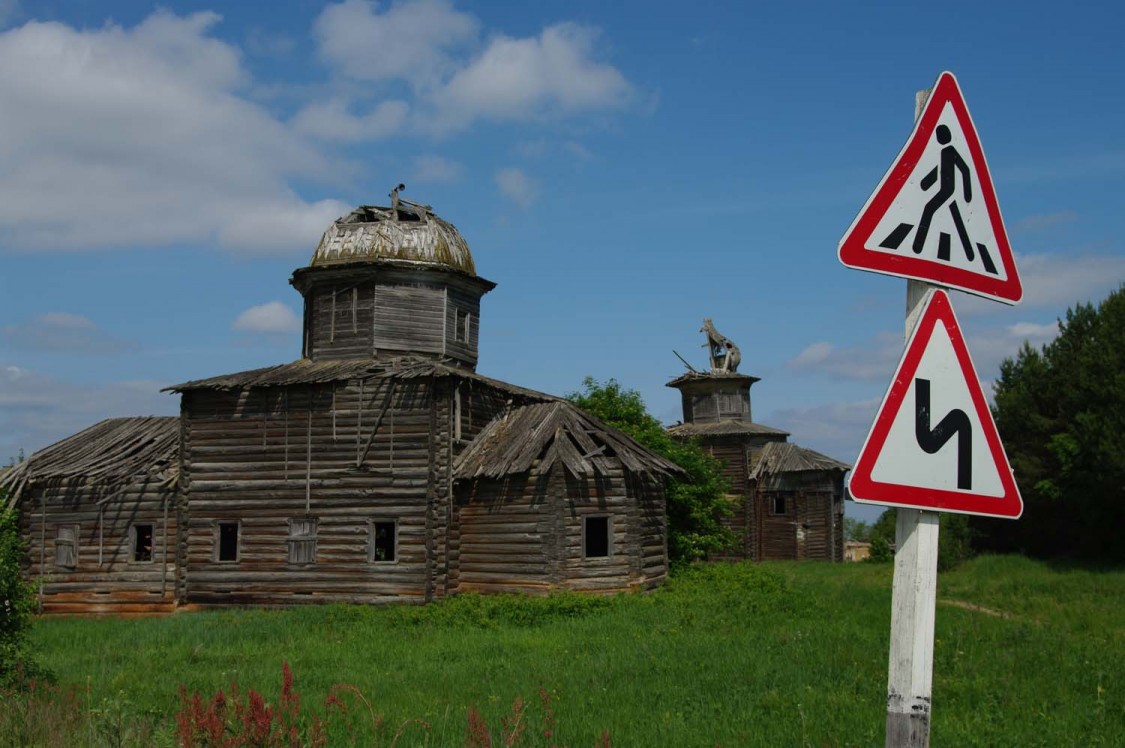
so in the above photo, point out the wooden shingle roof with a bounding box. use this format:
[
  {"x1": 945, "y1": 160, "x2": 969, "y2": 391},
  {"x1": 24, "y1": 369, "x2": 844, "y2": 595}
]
[
  {"x1": 1, "y1": 416, "x2": 179, "y2": 509},
  {"x1": 454, "y1": 401, "x2": 683, "y2": 481},
  {"x1": 749, "y1": 441, "x2": 851, "y2": 479},
  {"x1": 667, "y1": 420, "x2": 789, "y2": 438}
]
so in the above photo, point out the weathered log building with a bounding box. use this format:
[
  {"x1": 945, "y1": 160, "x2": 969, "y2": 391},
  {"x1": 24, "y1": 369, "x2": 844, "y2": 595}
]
[
  {"x1": 2, "y1": 194, "x2": 678, "y2": 611},
  {"x1": 667, "y1": 321, "x2": 850, "y2": 561}
]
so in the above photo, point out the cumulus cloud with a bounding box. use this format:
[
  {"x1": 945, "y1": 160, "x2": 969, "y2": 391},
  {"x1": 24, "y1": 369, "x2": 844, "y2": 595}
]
[
  {"x1": 787, "y1": 332, "x2": 903, "y2": 381},
  {"x1": 1011, "y1": 211, "x2": 1078, "y2": 234},
  {"x1": 766, "y1": 398, "x2": 881, "y2": 468},
  {"x1": 956, "y1": 252, "x2": 1125, "y2": 316},
  {"x1": 1, "y1": 312, "x2": 135, "y2": 354},
  {"x1": 232, "y1": 302, "x2": 301, "y2": 334},
  {"x1": 495, "y1": 167, "x2": 538, "y2": 208},
  {"x1": 311, "y1": 1, "x2": 636, "y2": 135},
  {"x1": 412, "y1": 154, "x2": 463, "y2": 184},
  {"x1": 313, "y1": 0, "x2": 478, "y2": 86},
  {"x1": 0, "y1": 11, "x2": 344, "y2": 253},
  {"x1": 291, "y1": 98, "x2": 409, "y2": 142},
  {"x1": 429, "y1": 22, "x2": 632, "y2": 131},
  {"x1": 0, "y1": 364, "x2": 175, "y2": 461}
]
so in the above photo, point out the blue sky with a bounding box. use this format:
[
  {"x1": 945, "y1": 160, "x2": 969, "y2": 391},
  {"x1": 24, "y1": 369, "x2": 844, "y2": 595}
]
[{"x1": 1, "y1": 1, "x2": 1122, "y2": 523}]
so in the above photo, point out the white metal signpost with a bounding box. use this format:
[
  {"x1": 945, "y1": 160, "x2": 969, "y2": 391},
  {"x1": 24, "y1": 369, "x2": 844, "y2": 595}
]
[{"x1": 838, "y1": 72, "x2": 1023, "y2": 748}]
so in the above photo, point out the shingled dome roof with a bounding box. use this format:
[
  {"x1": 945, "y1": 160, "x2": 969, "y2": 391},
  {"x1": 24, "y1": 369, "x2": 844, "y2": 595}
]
[{"x1": 310, "y1": 199, "x2": 476, "y2": 276}]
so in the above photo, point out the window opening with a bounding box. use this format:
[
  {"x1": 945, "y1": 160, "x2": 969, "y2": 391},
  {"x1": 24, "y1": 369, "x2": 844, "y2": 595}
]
[
  {"x1": 217, "y1": 522, "x2": 239, "y2": 562},
  {"x1": 370, "y1": 520, "x2": 397, "y2": 562},
  {"x1": 771, "y1": 495, "x2": 787, "y2": 516},
  {"x1": 288, "y1": 518, "x2": 318, "y2": 565},
  {"x1": 55, "y1": 525, "x2": 78, "y2": 568},
  {"x1": 455, "y1": 308, "x2": 470, "y2": 342},
  {"x1": 132, "y1": 524, "x2": 154, "y2": 563},
  {"x1": 583, "y1": 516, "x2": 611, "y2": 559}
]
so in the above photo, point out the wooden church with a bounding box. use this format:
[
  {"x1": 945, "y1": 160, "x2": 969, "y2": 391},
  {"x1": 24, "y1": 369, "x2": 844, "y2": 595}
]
[
  {"x1": 666, "y1": 321, "x2": 850, "y2": 562},
  {"x1": 2, "y1": 192, "x2": 678, "y2": 613}
]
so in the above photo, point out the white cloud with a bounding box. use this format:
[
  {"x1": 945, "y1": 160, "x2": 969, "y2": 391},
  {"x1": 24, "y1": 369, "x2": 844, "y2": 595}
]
[
  {"x1": 0, "y1": 364, "x2": 175, "y2": 461},
  {"x1": 412, "y1": 154, "x2": 463, "y2": 184},
  {"x1": 291, "y1": 98, "x2": 409, "y2": 142},
  {"x1": 232, "y1": 302, "x2": 301, "y2": 334},
  {"x1": 767, "y1": 398, "x2": 880, "y2": 467},
  {"x1": 429, "y1": 22, "x2": 632, "y2": 130},
  {"x1": 313, "y1": 0, "x2": 478, "y2": 86},
  {"x1": 787, "y1": 332, "x2": 903, "y2": 381},
  {"x1": 1, "y1": 312, "x2": 135, "y2": 354},
  {"x1": 1011, "y1": 211, "x2": 1078, "y2": 234},
  {"x1": 956, "y1": 252, "x2": 1125, "y2": 316},
  {"x1": 790, "y1": 341, "x2": 834, "y2": 367},
  {"x1": 0, "y1": 11, "x2": 343, "y2": 253},
  {"x1": 495, "y1": 167, "x2": 538, "y2": 208}
]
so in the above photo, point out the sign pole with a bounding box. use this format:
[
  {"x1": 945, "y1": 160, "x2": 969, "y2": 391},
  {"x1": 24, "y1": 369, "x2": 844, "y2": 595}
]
[{"x1": 884, "y1": 90, "x2": 941, "y2": 748}]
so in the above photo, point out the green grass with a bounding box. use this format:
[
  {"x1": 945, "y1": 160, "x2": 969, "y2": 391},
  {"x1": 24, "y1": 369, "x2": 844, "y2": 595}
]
[{"x1": 9, "y1": 556, "x2": 1125, "y2": 746}]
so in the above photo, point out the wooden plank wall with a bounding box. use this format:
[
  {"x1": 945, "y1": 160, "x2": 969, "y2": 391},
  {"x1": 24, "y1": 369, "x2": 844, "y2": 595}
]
[
  {"x1": 305, "y1": 282, "x2": 468, "y2": 364},
  {"x1": 180, "y1": 377, "x2": 448, "y2": 606},
  {"x1": 454, "y1": 463, "x2": 667, "y2": 594},
  {"x1": 308, "y1": 284, "x2": 376, "y2": 360},
  {"x1": 20, "y1": 479, "x2": 177, "y2": 615},
  {"x1": 454, "y1": 471, "x2": 554, "y2": 594}
]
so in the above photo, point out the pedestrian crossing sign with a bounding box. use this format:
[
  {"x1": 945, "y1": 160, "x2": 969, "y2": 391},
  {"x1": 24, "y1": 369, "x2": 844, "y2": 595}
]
[{"x1": 838, "y1": 71, "x2": 1022, "y2": 304}]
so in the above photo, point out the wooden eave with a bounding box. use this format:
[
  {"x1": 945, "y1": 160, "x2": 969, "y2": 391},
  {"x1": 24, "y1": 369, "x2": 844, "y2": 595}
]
[
  {"x1": 454, "y1": 401, "x2": 684, "y2": 482},
  {"x1": 0, "y1": 416, "x2": 179, "y2": 508},
  {"x1": 748, "y1": 441, "x2": 851, "y2": 480}
]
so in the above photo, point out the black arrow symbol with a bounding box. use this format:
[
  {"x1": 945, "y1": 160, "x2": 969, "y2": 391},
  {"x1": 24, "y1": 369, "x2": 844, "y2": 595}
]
[{"x1": 915, "y1": 377, "x2": 972, "y2": 490}]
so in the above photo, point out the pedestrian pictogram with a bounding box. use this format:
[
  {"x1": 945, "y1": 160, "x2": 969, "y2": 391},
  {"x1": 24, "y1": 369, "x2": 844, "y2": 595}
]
[
  {"x1": 838, "y1": 71, "x2": 1022, "y2": 305},
  {"x1": 850, "y1": 289, "x2": 1022, "y2": 518}
]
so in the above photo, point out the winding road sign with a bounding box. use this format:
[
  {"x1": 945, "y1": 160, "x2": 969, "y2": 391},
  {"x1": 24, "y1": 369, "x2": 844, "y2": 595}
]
[
  {"x1": 839, "y1": 71, "x2": 1022, "y2": 305},
  {"x1": 850, "y1": 289, "x2": 1023, "y2": 518}
]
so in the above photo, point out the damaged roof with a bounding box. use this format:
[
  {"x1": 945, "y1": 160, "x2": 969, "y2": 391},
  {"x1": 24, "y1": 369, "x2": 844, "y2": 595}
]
[
  {"x1": 310, "y1": 202, "x2": 477, "y2": 276},
  {"x1": 164, "y1": 356, "x2": 553, "y2": 404},
  {"x1": 454, "y1": 401, "x2": 683, "y2": 481},
  {"x1": 749, "y1": 441, "x2": 851, "y2": 480},
  {"x1": 667, "y1": 420, "x2": 789, "y2": 438},
  {"x1": 1, "y1": 416, "x2": 179, "y2": 509}
]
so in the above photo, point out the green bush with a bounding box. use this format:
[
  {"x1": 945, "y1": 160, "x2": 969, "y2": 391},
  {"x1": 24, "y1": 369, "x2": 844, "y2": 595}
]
[
  {"x1": 567, "y1": 377, "x2": 734, "y2": 563},
  {"x1": 1, "y1": 497, "x2": 37, "y2": 688}
]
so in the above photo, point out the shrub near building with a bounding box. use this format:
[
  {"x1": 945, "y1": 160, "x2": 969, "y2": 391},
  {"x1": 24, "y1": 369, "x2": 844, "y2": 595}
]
[{"x1": 1, "y1": 493, "x2": 37, "y2": 687}]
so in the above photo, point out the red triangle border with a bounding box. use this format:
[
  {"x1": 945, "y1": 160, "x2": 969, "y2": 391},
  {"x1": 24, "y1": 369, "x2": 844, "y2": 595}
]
[{"x1": 850, "y1": 290, "x2": 1022, "y2": 518}]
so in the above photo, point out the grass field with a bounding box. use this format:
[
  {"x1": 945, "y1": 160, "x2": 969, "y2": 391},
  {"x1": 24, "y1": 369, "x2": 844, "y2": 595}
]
[{"x1": 5, "y1": 555, "x2": 1124, "y2": 746}]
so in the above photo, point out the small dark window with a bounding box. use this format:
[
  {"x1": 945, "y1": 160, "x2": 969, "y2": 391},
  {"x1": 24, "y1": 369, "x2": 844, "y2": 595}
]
[
  {"x1": 132, "y1": 524, "x2": 154, "y2": 562},
  {"x1": 288, "y1": 518, "x2": 318, "y2": 565},
  {"x1": 217, "y1": 522, "x2": 239, "y2": 562},
  {"x1": 55, "y1": 525, "x2": 78, "y2": 568},
  {"x1": 455, "y1": 309, "x2": 470, "y2": 343},
  {"x1": 370, "y1": 520, "x2": 397, "y2": 563},
  {"x1": 583, "y1": 516, "x2": 610, "y2": 559},
  {"x1": 771, "y1": 495, "x2": 787, "y2": 516}
]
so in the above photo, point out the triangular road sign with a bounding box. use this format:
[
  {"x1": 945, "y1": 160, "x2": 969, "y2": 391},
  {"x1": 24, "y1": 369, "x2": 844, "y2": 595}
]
[
  {"x1": 850, "y1": 289, "x2": 1022, "y2": 518},
  {"x1": 839, "y1": 71, "x2": 1022, "y2": 305}
]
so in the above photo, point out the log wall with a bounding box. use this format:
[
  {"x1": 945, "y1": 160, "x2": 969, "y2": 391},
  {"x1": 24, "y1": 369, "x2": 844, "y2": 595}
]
[
  {"x1": 453, "y1": 463, "x2": 667, "y2": 594},
  {"x1": 20, "y1": 479, "x2": 177, "y2": 615},
  {"x1": 180, "y1": 377, "x2": 451, "y2": 606},
  {"x1": 302, "y1": 274, "x2": 483, "y2": 368}
]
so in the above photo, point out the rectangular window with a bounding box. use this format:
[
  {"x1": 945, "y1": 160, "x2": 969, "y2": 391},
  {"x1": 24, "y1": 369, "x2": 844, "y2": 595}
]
[
  {"x1": 55, "y1": 525, "x2": 78, "y2": 568},
  {"x1": 132, "y1": 524, "x2": 154, "y2": 563},
  {"x1": 216, "y1": 522, "x2": 239, "y2": 562},
  {"x1": 288, "y1": 518, "x2": 318, "y2": 565},
  {"x1": 771, "y1": 495, "x2": 787, "y2": 516},
  {"x1": 583, "y1": 515, "x2": 611, "y2": 559},
  {"x1": 455, "y1": 308, "x2": 470, "y2": 343},
  {"x1": 370, "y1": 520, "x2": 397, "y2": 563}
]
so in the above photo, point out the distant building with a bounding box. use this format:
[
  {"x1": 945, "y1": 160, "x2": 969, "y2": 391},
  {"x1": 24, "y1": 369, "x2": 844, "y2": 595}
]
[
  {"x1": 844, "y1": 541, "x2": 872, "y2": 562},
  {"x1": 2, "y1": 193, "x2": 679, "y2": 613},
  {"x1": 666, "y1": 321, "x2": 850, "y2": 562}
]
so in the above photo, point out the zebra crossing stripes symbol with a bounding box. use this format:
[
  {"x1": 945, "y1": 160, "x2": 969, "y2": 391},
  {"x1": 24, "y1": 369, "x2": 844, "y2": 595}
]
[{"x1": 878, "y1": 124, "x2": 998, "y2": 275}]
